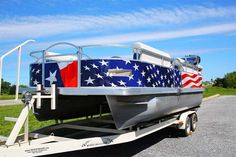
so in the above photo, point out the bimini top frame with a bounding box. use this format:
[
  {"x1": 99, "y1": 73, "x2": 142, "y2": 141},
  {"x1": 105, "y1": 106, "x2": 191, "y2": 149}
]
[{"x1": 30, "y1": 42, "x2": 83, "y2": 87}]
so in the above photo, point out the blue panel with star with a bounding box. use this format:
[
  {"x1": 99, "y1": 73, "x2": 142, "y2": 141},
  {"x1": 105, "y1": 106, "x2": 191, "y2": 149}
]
[
  {"x1": 30, "y1": 63, "x2": 64, "y2": 87},
  {"x1": 81, "y1": 59, "x2": 181, "y2": 88},
  {"x1": 44, "y1": 63, "x2": 64, "y2": 87},
  {"x1": 30, "y1": 59, "x2": 182, "y2": 88},
  {"x1": 30, "y1": 63, "x2": 42, "y2": 86}
]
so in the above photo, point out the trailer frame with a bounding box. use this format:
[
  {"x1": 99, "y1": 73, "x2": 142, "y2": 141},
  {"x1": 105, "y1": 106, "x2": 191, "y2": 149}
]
[{"x1": 0, "y1": 84, "x2": 199, "y2": 157}]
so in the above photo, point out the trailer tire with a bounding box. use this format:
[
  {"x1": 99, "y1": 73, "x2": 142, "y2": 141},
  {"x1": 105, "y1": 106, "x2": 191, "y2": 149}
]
[
  {"x1": 190, "y1": 113, "x2": 198, "y2": 132},
  {"x1": 182, "y1": 116, "x2": 191, "y2": 137}
]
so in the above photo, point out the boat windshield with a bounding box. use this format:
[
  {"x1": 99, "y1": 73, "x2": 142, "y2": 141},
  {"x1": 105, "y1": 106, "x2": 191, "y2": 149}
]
[{"x1": 182, "y1": 55, "x2": 201, "y2": 65}]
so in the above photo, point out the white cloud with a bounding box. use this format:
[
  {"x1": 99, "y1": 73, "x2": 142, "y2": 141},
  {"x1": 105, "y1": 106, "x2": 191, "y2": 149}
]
[
  {"x1": 66, "y1": 22, "x2": 236, "y2": 45},
  {"x1": 0, "y1": 5, "x2": 236, "y2": 40},
  {"x1": 170, "y1": 47, "x2": 236, "y2": 56},
  {"x1": 26, "y1": 22, "x2": 236, "y2": 53}
]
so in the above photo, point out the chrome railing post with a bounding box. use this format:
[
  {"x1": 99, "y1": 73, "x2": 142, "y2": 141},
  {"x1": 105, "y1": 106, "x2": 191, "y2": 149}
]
[
  {"x1": 15, "y1": 47, "x2": 22, "y2": 100},
  {"x1": 77, "y1": 47, "x2": 82, "y2": 87},
  {"x1": 42, "y1": 42, "x2": 83, "y2": 87},
  {"x1": 42, "y1": 50, "x2": 46, "y2": 87},
  {"x1": 0, "y1": 59, "x2": 2, "y2": 94}
]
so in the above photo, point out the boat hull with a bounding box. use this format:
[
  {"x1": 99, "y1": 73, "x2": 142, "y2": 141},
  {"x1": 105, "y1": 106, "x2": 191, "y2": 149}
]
[
  {"x1": 32, "y1": 87, "x2": 203, "y2": 130},
  {"x1": 33, "y1": 95, "x2": 110, "y2": 121},
  {"x1": 106, "y1": 92, "x2": 202, "y2": 129}
]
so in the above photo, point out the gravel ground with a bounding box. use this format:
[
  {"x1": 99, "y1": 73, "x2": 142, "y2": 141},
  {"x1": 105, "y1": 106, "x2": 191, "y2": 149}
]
[{"x1": 47, "y1": 96, "x2": 236, "y2": 157}]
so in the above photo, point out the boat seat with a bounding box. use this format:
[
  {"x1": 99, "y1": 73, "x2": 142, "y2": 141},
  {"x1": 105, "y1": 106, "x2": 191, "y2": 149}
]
[
  {"x1": 45, "y1": 52, "x2": 77, "y2": 62},
  {"x1": 133, "y1": 42, "x2": 171, "y2": 67}
]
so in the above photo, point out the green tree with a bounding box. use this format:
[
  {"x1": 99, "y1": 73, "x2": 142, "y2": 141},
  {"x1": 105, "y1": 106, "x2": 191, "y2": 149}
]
[
  {"x1": 223, "y1": 71, "x2": 236, "y2": 88},
  {"x1": 9, "y1": 85, "x2": 16, "y2": 95},
  {"x1": 1, "y1": 79, "x2": 28, "y2": 95},
  {"x1": 19, "y1": 84, "x2": 28, "y2": 88},
  {"x1": 9, "y1": 84, "x2": 28, "y2": 94},
  {"x1": 1, "y1": 79, "x2": 11, "y2": 94},
  {"x1": 213, "y1": 78, "x2": 224, "y2": 87}
]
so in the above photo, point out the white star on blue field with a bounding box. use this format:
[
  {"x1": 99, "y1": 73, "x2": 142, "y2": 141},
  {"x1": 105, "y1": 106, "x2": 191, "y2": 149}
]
[
  {"x1": 0, "y1": 0, "x2": 236, "y2": 85},
  {"x1": 30, "y1": 59, "x2": 182, "y2": 88}
]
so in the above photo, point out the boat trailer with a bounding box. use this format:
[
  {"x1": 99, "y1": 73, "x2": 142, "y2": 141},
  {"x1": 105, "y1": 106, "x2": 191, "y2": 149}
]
[{"x1": 0, "y1": 84, "x2": 198, "y2": 157}]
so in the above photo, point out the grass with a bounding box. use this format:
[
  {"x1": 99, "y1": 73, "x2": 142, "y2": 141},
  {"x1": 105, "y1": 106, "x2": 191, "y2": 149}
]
[
  {"x1": 0, "y1": 94, "x2": 22, "y2": 100},
  {"x1": 0, "y1": 105, "x2": 88, "y2": 137},
  {"x1": 203, "y1": 86, "x2": 236, "y2": 97},
  {"x1": 0, "y1": 105, "x2": 55, "y2": 136}
]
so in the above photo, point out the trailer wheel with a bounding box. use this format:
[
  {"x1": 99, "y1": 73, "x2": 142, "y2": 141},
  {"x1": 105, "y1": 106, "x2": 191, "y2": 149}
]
[
  {"x1": 182, "y1": 116, "x2": 191, "y2": 137},
  {"x1": 190, "y1": 113, "x2": 198, "y2": 132}
]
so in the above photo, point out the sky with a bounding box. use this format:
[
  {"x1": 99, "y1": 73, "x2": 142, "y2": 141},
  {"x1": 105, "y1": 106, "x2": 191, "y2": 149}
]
[{"x1": 0, "y1": 0, "x2": 236, "y2": 85}]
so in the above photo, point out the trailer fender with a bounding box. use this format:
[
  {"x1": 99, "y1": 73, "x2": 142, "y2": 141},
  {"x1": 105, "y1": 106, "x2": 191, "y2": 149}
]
[{"x1": 177, "y1": 111, "x2": 196, "y2": 130}]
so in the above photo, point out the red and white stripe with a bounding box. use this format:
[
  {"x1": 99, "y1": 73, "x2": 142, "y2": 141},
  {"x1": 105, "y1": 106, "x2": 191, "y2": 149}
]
[{"x1": 181, "y1": 72, "x2": 202, "y2": 88}]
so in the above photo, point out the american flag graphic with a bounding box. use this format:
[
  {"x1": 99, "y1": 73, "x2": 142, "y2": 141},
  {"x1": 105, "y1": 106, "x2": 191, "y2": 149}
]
[
  {"x1": 30, "y1": 61, "x2": 77, "y2": 87},
  {"x1": 30, "y1": 59, "x2": 182, "y2": 88},
  {"x1": 181, "y1": 72, "x2": 202, "y2": 88}
]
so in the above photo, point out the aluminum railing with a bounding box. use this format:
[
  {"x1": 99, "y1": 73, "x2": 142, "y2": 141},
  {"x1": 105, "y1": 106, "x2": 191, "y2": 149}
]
[
  {"x1": 30, "y1": 43, "x2": 130, "y2": 88},
  {"x1": 30, "y1": 42, "x2": 82, "y2": 87},
  {"x1": 0, "y1": 40, "x2": 35, "y2": 100}
]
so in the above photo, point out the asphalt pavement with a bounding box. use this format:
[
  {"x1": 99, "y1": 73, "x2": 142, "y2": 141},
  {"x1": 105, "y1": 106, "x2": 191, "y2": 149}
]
[
  {"x1": 45, "y1": 95, "x2": 236, "y2": 157},
  {"x1": 0, "y1": 99, "x2": 22, "y2": 106}
]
